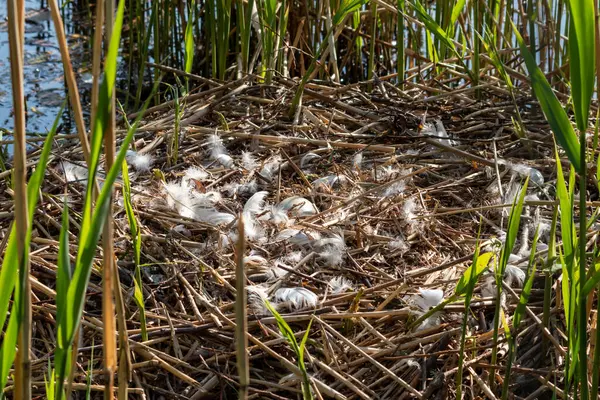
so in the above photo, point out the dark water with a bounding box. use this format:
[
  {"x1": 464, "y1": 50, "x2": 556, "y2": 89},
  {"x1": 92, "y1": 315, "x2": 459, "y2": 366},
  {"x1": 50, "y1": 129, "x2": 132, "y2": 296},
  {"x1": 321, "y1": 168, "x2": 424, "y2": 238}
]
[{"x1": 0, "y1": 0, "x2": 90, "y2": 141}]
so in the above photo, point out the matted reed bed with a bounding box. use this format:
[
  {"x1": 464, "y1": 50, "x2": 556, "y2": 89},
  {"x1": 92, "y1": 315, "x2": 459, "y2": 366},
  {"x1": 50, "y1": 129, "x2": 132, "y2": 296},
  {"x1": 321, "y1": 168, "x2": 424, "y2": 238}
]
[{"x1": 0, "y1": 70, "x2": 583, "y2": 399}]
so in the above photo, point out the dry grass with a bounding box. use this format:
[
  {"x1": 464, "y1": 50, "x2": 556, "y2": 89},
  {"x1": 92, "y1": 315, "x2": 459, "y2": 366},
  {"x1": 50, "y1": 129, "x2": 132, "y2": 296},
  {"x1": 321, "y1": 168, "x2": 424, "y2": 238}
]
[{"x1": 0, "y1": 70, "x2": 591, "y2": 398}]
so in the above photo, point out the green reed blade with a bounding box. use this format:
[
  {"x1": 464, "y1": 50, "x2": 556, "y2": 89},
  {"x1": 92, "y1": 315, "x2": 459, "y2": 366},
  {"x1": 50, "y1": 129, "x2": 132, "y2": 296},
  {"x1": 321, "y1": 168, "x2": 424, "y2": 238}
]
[
  {"x1": 567, "y1": 0, "x2": 596, "y2": 132},
  {"x1": 513, "y1": 22, "x2": 581, "y2": 172},
  {"x1": 0, "y1": 103, "x2": 62, "y2": 391}
]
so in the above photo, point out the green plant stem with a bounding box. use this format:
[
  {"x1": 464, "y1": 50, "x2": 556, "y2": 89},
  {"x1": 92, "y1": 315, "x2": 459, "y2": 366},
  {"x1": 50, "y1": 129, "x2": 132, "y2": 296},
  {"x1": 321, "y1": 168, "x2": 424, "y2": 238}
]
[{"x1": 578, "y1": 133, "x2": 589, "y2": 399}]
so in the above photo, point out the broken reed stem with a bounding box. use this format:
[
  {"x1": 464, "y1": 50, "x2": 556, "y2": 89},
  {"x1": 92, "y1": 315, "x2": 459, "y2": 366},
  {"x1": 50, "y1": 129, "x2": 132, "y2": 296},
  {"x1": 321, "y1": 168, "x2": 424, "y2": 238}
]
[
  {"x1": 187, "y1": 127, "x2": 396, "y2": 153},
  {"x1": 235, "y1": 215, "x2": 249, "y2": 399},
  {"x1": 48, "y1": 0, "x2": 92, "y2": 165},
  {"x1": 90, "y1": 0, "x2": 106, "y2": 127},
  {"x1": 7, "y1": 0, "x2": 31, "y2": 398},
  {"x1": 101, "y1": 1, "x2": 123, "y2": 400}
]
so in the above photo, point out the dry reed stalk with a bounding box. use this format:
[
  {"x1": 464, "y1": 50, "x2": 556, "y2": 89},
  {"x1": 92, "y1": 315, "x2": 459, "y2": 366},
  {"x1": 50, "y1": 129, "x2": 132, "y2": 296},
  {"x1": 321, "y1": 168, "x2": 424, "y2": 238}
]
[
  {"x1": 90, "y1": 0, "x2": 106, "y2": 127},
  {"x1": 100, "y1": 23, "x2": 117, "y2": 400},
  {"x1": 7, "y1": 0, "x2": 30, "y2": 397},
  {"x1": 235, "y1": 216, "x2": 249, "y2": 399},
  {"x1": 47, "y1": 0, "x2": 92, "y2": 164}
]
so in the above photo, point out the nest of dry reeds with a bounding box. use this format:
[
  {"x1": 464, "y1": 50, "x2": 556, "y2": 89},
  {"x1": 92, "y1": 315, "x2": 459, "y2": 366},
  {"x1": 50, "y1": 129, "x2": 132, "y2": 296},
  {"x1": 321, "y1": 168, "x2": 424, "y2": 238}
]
[{"x1": 1, "y1": 73, "x2": 581, "y2": 399}]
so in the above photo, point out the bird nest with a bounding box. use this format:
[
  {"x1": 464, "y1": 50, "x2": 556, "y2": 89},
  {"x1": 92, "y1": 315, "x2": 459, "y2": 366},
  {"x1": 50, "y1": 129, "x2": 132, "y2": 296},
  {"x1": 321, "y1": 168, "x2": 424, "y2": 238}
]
[{"x1": 1, "y1": 74, "x2": 575, "y2": 398}]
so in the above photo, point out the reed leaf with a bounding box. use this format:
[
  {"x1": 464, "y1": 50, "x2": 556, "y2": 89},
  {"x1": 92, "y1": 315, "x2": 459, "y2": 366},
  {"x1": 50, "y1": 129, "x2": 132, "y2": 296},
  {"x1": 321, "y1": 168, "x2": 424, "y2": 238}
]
[
  {"x1": 567, "y1": 0, "x2": 596, "y2": 132},
  {"x1": 514, "y1": 230, "x2": 539, "y2": 329},
  {"x1": 455, "y1": 252, "x2": 494, "y2": 295},
  {"x1": 499, "y1": 177, "x2": 529, "y2": 274},
  {"x1": 513, "y1": 22, "x2": 581, "y2": 172},
  {"x1": 264, "y1": 300, "x2": 313, "y2": 399},
  {"x1": 0, "y1": 104, "x2": 62, "y2": 391},
  {"x1": 456, "y1": 224, "x2": 484, "y2": 400},
  {"x1": 184, "y1": 0, "x2": 195, "y2": 75},
  {"x1": 491, "y1": 177, "x2": 529, "y2": 389},
  {"x1": 122, "y1": 160, "x2": 147, "y2": 342}
]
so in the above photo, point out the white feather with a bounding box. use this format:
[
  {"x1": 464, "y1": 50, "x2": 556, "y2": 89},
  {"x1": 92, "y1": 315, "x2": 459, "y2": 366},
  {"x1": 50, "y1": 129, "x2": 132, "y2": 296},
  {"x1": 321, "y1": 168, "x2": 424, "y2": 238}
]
[
  {"x1": 276, "y1": 229, "x2": 319, "y2": 246},
  {"x1": 163, "y1": 181, "x2": 190, "y2": 210},
  {"x1": 274, "y1": 287, "x2": 318, "y2": 310},
  {"x1": 409, "y1": 288, "x2": 444, "y2": 330},
  {"x1": 216, "y1": 153, "x2": 235, "y2": 168},
  {"x1": 328, "y1": 277, "x2": 353, "y2": 294},
  {"x1": 411, "y1": 289, "x2": 444, "y2": 312},
  {"x1": 248, "y1": 284, "x2": 270, "y2": 314},
  {"x1": 243, "y1": 191, "x2": 269, "y2": 215},
  {"x1": 372, "y1": 165, "x2": 398, "y2": 181},
  {"x1": 206, "y1": 133, "x2": 226, "y2": 157},
  {"x1": 250, "y1": 0, "x2": 262, "y2": 41},
  {"x1": 193, "y1": 207, "x2": 236, "y2": 225},
  {"x1": 317, "y1": 245, "x2": 344, "y2": 266},
  {"x1": 242, "y1": 191, "x2": 268, "y2": 240},
  {"x1": 163, "y1": 180, "x2": 234, "y2": 225},
  {"x1": 182, "y1": 167, "x2": 209, "y2": 185},
  {"x1": 434, "y1": 120, "x2": 457, "y2": 147},
  {"x1": 190, "y1": 190, "x2": 222, "y2": 206},
  {"x1": 481, "y1": 276, "x2": 496, "y2": 298},
  {"x1": 126, "y1": 150, "x2": 154, "y2": 171},
  {"x1": 312, "y1": 175, "x2": 345, "y2": 189},
  {"x1": 313, "y1": 234, "x2": 345, "y2": 250},
  {"x1": 352, "y1": 152, "x2": 363, "y2": 169},
  {"x1": 259, "y1": 156, "x2": 282, "y2": 182},
  {"x1": 220, "y1": 231, "x2": 238, "y2": 247},
  {"x1": 300, "y1": 152, "x2": 321, "y2": 169},
  {"x1": 264, "y1": 205, "x2": 289, "y2": 225},
  {"x1": 383, "y1": 181, "x2": 406, "y2": 197},
  {"x1": 266, "y1": 264, "x2": 288, "y2": 280},
  {"x1": 315, "y1": 234, "x2": 346, "y2": 266},
  {"x1": 222, "y1": 180, "x2": 258, "y2": 197},
  {"x1": 244, "y1": 255, "x2": 269, "y2": 267},
  {"x1": 242, "y1": 151, "x2": 258, "y2": 170},
  {"x1": 389, "y1": 237, "x2": 409, "y2": 253},
  {"x1": 277, "y1": 196, "x2": 318, "y2": 217},
  {"x1": 280, "y1": 251, "x2": 304, "y2": 264},
  {"x1": 505, "y1": 264, "x2": 526, "y2": 288},
  {"x1": 59, "y1": 161, "x2": 88, "y2": 184},
  {"x1": 172, "y1": 224, "x2": 191, "y2": 237}
]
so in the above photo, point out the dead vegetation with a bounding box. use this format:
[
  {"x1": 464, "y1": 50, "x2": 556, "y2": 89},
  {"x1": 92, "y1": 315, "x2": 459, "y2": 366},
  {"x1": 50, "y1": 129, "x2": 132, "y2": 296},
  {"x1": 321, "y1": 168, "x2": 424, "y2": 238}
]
[{"x1": 1, "y1": 72, "x2": 588, "y2": 398}]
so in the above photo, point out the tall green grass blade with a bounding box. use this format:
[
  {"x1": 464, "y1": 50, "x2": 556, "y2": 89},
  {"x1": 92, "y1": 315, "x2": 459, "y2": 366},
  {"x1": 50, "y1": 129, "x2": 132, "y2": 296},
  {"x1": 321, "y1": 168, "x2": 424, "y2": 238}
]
[
  {"x1": 456, "y1": 223, "x2": 484, "y2": 399},
  {"x1": 514, "y1": 230, "x2": 539, "y2": 329},
  {"x1": 0, "y1": 284, "x2": 21, "y2": 392},
  {"x1": 411, "y1": 0, "x2": 473, "y2": 83},
  {"x1": 513, "y1": 22, "x2": 581, "y2": 172},
  {"x1": 583, "y1": 263, "x2": 600, "y2": 296},
  {"x1": 122, "y1": 160, "x2": 147, "y2": 341},
  {"x1": 64, "y1": 0, "x2": 126, "y2": 347},
  {"x1": 503, "y1": 229, "x2": 539, "y2": 399},
  {"x1": 56, "y1": 202, "x2": 71, "y2": 339},
  {"x1": 289, "y1": 0, "x2": 365, "y2": 118},
  {"x1": 396, "y1": 0, "x2": 405, "y2": 87},
  {"x1": 264, "y1": 300, "x2": 313, "y2": 399},
  {"x1": 298, "y1": 318, "x2": 314, "y2": 400},
  {"x1": 555, "y1": 145, "x2": 576, "y2": 279},
  {"x1": 54, "y1": 200, "x2": 72, "y2": 399},
  {"x1": 567, "y1": 0, "x2": 596, "y2": 132},
  {"x1": 591, "y1": 278, "x2": 600, "y2": 399},
  {"x1": 184, "y1": 1, "x2": 195, "y2": 74},
  {"x1": 499, "y1": 178, "x2": 529, "y2": 273},
  {"x1": 455, "y1": 252, "x2": 494, "y2": 295},
  {"x1": 449, "y1": 0, "x2": 465, "y2": 34},
  {"x1": 491, "y1": 177, "x2": 529, "y2": 389},
  {"x1": 0, "y1": 104, "x2": 62, "y2": 391},
  {"x1": 45, "y1": 359, "x2": 55, "y2": 400},
  {"x1": 184, "y1": 0, "x2": 195, "y2": 90}
]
